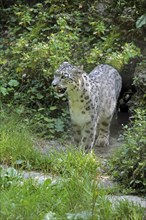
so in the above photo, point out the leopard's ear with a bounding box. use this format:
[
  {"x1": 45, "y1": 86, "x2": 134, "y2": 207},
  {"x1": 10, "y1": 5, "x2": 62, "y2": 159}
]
[
  {"x1": 79, "y1": 65, "x2": 84, "y2": 71},
  {"x1": 63, "y1": 61, "x2": 69, "y2": 65}
]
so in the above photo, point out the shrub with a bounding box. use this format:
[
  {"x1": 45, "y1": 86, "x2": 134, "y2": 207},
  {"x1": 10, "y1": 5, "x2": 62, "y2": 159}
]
[
  {"x1": 109, "y1": 109, "x2": 146, "y2": 193},
  {"x1": 87, "y1": 42, "x2": 141, "y2": 71}
]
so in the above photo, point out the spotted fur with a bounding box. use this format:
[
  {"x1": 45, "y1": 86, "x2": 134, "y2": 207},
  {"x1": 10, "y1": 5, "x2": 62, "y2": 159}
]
[{"x1": 52, "y1": 62, "x2": 122, "y2": 150}]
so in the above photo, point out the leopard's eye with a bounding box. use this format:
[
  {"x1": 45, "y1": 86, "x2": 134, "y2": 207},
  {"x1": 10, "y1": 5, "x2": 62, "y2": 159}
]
[{"x1": 62, "y1": 73, "x2": 68, "y2": 78}]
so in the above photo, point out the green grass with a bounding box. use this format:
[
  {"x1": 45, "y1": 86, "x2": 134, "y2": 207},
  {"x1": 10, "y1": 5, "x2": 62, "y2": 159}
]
[
  {"x1": 0, "y1": 167, "x2": 144, "y2": 220},
  {"x1": 0, "y1": 112, "x2": 50, "y2": 171},
  {"x1": 0, "y1": 112, "x2": 145, "y2": 220}
]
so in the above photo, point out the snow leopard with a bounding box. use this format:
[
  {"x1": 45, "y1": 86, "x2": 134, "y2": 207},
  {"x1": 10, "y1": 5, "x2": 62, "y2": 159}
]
[{"x1": 52, "y1": 62, "x2": 122, "y2": 150}]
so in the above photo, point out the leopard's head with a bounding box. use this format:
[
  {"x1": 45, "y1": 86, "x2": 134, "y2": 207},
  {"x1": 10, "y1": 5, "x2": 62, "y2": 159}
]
[{"x1": 52, "y1": 62, "x2": 83, "y2": 95}]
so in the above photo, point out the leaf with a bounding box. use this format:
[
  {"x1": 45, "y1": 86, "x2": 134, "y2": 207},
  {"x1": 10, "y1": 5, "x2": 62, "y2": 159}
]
[
  {"x1": 8, "y1": 79, "x2": 19, "y2": 87},
  {"x1": 136, "y1": 14, "x2": 146, "y2": 28},
  {"x1": 0, "y1": 86, "x2": 8, "y2": 96},
  {"x1": 36, "y1": 93, "x2": 44, "y2": 99},
  {"x1": 54, "y1": 119, "x2": 64, "y2": 132},
  {"x1": 49, "y1": 106, "x2": 57, "y2": 111},
  {"x1": 15, "y1": 159, "x2": 25, "y2": 165},
  {"x1": 38, "y1": 108, "x2": 45, "y2": 111},
  {"x1": 43, "y1": 117, "x2": 53, "y2": 122},
  {"x1": 16, "y1": 67, "x2": 23, "y2": 73},
  {"x1": 0, "y1": 58, "x2": 7, "y2": 65}
]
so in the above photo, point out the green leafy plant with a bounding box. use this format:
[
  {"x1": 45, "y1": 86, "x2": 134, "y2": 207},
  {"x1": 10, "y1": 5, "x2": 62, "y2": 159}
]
[
  {"x1": 106, "y1": 43, "x2": 141, "y2": 70},
  {"x1": 0, "y1": 167, "x2": 22, "y2": 189},
  {"x1": 136, "y1": 14, "x2": 146, "y2": 28},
  {"x1": 109, "y1": 109, "x2": 146, "y2": 193}
]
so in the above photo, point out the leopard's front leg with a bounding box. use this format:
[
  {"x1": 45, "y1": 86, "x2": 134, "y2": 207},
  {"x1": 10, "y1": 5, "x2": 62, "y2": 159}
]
[
  {"x1": 72, "y1": 124, "x2": 81, "y2": 147},
  {"x1": 95, "y1": 115, "x2": 113, "y2": 147},
  {"x1": 95, "y1": 100, "x2": 116, "y2": 147},
  {"x1": 80, "y1": 121, "x2": 97, "y2": 151}
]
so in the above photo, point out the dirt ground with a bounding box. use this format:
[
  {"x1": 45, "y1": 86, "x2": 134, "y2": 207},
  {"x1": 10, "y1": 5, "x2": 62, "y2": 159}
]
[
  {"x1": 35, "y1": 111, "x2": 130, "y2": 159},
  {"x1": 94, "y1": 111, "x2": 130, "y2": 158}
]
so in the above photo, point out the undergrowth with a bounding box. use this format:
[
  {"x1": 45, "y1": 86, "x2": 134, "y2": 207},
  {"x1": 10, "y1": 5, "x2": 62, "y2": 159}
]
[
  {"x1": 0, "y1": 112, "x2": 50, "y2": 171},
  {"x1": 109, "y1": 109, "x2": 146, "y2": 194}
]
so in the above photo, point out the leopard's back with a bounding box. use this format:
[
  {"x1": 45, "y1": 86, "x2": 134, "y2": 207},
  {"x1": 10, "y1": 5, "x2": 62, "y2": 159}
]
[{"x1": 89, "y1": 64, "x2": 122, "y2": 99}]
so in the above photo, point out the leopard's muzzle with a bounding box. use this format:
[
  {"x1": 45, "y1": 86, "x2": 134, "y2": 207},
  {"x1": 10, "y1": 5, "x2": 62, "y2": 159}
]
[{"x1": 52, "y1": 80, "x2": 67, "y2": 97}]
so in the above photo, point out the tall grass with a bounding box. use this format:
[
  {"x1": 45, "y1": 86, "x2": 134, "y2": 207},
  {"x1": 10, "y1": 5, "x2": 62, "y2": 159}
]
[
  {"x1": 0, "y1": 168, "x2": 144, "y2": 220},
  {"x1": 0, "y1": 112, "x2": 49, "y2": 170}
]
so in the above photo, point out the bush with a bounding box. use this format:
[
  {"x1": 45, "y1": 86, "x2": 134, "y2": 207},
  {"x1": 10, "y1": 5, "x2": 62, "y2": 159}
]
[{"x1": 109, "y1": 109, "x2": 146, "y2": 193}]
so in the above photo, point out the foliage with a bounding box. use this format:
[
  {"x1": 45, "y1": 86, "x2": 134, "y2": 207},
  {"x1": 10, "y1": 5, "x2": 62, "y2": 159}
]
[
  {"x1": 0, "y1": 1, "x2": 79, "y2": 137},
  {"x1": 106, "y1": 43, "x2": 141, "y2": 70},
  {"x1": 0, "y1": 167, "x2": 22, "y2": 189},
  {"x1": 0, "y1": 112, "x2": 50, "y2": 170},
  {"x1": 109, "y1": 109, "x2": 146, "y2": 193},
  {"x1": 0, "y1": 167, "x2": 144, "y2": 220},
  {"x1": 107, "y1": 0, "x2": 146, "y2": 37},
  {"x1": 133, "y1": 60, "x2": 146, "y2": 96},
  {"x1": 87, "y1": 42, "x2": 141, "y2": 71},
  {"x1": 0, "y1": 0, "x2": 143, "y2": 137},
  {"x1": 136, "y1": 14, "x2": 146, "y2": 28}
]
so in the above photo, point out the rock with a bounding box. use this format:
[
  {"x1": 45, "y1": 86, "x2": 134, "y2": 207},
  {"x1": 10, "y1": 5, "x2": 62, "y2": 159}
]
[
  {"x1": 106, "y1": 195, "x2": 146, "y2": 208},
  {"x1": 93, "y1": 0, "x2": 113, "y2": 22},
  {"x1": 22, "y1": 170, "x2": 57, "y2": 184},
  {"x1": 134, "y1": 61, "x2": 146, "y2": 93},
  {"x1": 119, "y1": 57, "x2": 141, "y2": 96},
  {"x1": 98, "y1": 175, "x2": 116, "y2": 188}
]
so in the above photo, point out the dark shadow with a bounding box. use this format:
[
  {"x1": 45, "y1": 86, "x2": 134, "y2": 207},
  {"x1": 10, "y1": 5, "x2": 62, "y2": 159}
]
[{"x1": 110, "y1": 111, "x2": 130, "y2": 139}]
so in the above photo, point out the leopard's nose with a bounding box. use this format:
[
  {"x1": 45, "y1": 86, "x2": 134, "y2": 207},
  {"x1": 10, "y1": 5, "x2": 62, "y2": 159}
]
[
  {"x1": 52, "y1": 79, "x2": 57, "y2": 87},
  {"x1": 52, "y1": 83, "x2": 56, "y2": 87}
]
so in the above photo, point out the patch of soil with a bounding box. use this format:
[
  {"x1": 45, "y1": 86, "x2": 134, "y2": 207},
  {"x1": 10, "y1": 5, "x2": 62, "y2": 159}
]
[
  {"x1": 35, "y1": 111, "x2": 130, "y2": 159},
  {"x1": 94, "y1": 111, "x2": 130, "y2": 158}
]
